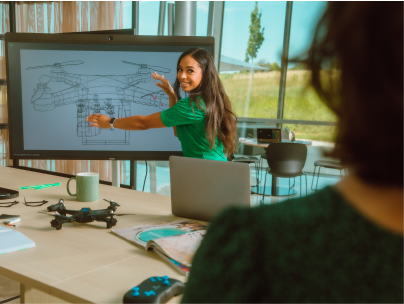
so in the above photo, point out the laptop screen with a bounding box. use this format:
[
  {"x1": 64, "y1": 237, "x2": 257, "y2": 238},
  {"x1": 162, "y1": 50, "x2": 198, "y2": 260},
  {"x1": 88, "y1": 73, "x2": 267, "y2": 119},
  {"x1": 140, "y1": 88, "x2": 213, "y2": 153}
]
[{"x1": 257, "y1": 129, "x2": 281, "y2": 143}]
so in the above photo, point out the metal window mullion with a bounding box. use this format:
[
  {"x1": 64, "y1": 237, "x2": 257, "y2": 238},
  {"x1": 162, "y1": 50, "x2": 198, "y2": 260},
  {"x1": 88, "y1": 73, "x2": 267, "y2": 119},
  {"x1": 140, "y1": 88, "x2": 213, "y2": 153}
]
[
  {"x1": 167, "y1": 3, "x2": 174, "y2": 36},
  {"x1": 132, "y1": 1, "x2": 139, "y2": 35},
  {"x1": 9, "y1": 1, "x2": 16, "y2": 33},
  {"x1": 207, "y1": 2, "x2": 214, "y2": 36},
  {"x1": 276, "y1": 1, "x2": 293, "y2": 129},
  {"x1": 237, "y1": 117, "x2": 337, "y2": 127},
  {"x1": 129, "y1": 1, "x2": 139, "y2": 189},
  {"x1": 207, "y1": 1, "x2": 224, "y2": 71},
  {"x1": 5, "y1": 2, "x2": 15, "y2": 165},
  {"x1": 158, "y1": 1, "x2": 166, "y2": 35}
]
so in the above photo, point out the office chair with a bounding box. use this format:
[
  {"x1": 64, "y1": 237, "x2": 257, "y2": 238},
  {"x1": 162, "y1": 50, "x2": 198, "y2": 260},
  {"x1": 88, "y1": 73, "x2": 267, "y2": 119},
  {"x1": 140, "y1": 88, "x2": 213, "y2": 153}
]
[
  {"x1": 261, "y1": 143, "x2": 308, "y2": 202},
  {"x1": 311, "y1": 160, "x2": 346, "y2": 192},
  {"x1": 258, "y1": 129, "x2": 290, "y2": 184}
]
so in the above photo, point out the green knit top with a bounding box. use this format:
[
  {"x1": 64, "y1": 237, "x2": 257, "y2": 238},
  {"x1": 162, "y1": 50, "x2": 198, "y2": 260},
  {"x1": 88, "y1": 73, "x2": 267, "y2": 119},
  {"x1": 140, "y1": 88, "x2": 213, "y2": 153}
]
[
  {"x1": 182, "y1": 186, "x2": 403, "y2": 303},
  {"x1": 160, "y1": 96, "x2": 226, "y2": 161}
]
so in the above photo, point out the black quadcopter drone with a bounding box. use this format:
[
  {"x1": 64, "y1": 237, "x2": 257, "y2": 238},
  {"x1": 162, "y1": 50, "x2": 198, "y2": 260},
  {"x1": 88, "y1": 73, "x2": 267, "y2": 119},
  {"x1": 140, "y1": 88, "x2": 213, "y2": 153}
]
[{"x1": 46, "y1": 198, "x2": 121, "y2": 230}]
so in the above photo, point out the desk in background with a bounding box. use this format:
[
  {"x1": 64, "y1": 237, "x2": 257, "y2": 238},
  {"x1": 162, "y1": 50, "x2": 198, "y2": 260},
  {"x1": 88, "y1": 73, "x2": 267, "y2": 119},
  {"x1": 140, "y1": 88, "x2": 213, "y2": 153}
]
[{"x1": 0, "y1": 166, "x2": 185, "y2": 304}]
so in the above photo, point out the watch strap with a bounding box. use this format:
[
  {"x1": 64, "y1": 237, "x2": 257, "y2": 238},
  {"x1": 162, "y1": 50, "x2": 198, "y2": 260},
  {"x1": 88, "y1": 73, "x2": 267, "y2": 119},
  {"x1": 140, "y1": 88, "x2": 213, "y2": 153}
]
[{"x1": 109, "y1": 118, "x2": 117, "y2": 129}]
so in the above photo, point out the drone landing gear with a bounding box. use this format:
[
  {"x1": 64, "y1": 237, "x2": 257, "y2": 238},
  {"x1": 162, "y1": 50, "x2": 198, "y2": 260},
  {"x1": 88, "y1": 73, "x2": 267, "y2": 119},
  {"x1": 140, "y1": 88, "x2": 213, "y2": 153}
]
[
  {"x1": 106, "y1": 217, "x2": 117, "y2": 229},
  {"x1": 51, "y1": 220, "x2": 63, "y2": 230}
]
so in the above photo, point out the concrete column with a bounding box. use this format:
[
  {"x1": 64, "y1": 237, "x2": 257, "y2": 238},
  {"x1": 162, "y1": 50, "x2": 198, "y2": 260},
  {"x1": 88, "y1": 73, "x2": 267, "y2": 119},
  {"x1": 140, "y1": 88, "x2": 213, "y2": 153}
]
[{"x1": 174, "y1": 1, "x2": 196, "y2": 36}]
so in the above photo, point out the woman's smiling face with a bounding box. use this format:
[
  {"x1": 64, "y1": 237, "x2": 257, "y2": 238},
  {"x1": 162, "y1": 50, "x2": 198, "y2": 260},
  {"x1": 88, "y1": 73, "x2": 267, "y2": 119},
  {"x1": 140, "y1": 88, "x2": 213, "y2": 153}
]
[{"x1": 177, "y1": 55, "x2": 203, "y2": 92}]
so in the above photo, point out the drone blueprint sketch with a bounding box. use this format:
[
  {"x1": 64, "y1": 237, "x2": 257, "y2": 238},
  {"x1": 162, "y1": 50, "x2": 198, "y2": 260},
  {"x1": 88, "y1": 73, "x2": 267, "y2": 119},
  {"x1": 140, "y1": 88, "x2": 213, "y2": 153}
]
[{"x1": 20, "y1": 49, "x2": 183, "y2": 151}]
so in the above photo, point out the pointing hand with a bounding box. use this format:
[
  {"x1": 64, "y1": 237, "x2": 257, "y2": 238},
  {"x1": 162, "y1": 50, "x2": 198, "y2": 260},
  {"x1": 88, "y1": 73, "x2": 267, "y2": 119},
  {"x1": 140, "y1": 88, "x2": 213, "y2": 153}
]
[
  {"x1": 86, "y1": 114, "x2": 111, "y2": 129},
  {"x1": 151, "y1": 72, "x2": 175, "y2": 98}
]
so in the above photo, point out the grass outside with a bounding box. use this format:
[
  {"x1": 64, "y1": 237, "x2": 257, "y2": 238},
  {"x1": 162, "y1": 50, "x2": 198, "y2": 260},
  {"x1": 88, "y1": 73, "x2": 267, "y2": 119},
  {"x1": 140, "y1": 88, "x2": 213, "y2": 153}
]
[{"x1": 220, "y1": 70, "x2": 338, "y2": 142}]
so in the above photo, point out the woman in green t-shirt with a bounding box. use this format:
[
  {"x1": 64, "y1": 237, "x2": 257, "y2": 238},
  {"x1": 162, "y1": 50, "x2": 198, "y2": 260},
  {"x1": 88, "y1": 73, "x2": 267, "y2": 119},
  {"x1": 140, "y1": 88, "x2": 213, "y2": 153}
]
[{"x1": 86, "y1": 48, "x2": 237, "y2": 161}]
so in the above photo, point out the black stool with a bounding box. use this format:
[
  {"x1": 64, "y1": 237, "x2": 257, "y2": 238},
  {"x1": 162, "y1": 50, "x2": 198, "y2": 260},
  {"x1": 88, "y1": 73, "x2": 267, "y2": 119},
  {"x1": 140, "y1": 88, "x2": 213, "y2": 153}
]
[
  {"x1": 231, "y1": 155, "x2": 260, "y2": 189},
  {"x1": 259, "y1": 152, "x2": 267, "y2": 185},
  {"x1": 311, "y1": 160, "x2": 346, "y2": 192}
]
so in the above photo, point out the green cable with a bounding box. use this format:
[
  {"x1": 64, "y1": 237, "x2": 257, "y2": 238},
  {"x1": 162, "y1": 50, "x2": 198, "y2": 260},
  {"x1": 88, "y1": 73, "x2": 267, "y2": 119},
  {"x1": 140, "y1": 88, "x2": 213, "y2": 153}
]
[{"x1": 20, "y1": 182, "x2": 61, "y2": 190}]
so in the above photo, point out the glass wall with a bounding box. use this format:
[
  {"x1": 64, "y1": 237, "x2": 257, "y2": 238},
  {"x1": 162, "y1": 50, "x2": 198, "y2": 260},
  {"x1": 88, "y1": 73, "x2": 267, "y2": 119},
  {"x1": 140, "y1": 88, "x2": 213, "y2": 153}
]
[
  {"x1": 196, "y1": 1, "x2": 209, "y2": 36},
  {"x1": 283, "y1": 1, "x2": 336, "y2": 143},
  {"x1": 220, "y1": 1, "x2": 286, "y2": 119},
  {"x1": 0, "y1": 1, "x2": 342, "y2": 193},
  {"x1": 122, "y1": 1, "x2": 132, "y2": 29},
  {"x1": 139, "y1": 1, "x2": 159, "y2": 35}
]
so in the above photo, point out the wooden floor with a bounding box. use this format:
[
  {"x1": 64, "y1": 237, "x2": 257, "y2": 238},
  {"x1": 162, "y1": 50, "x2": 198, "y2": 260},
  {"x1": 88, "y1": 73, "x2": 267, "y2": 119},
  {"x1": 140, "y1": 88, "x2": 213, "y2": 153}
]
[{"x1": 0, "y1": 274, "x2": 19, "y2": 304}]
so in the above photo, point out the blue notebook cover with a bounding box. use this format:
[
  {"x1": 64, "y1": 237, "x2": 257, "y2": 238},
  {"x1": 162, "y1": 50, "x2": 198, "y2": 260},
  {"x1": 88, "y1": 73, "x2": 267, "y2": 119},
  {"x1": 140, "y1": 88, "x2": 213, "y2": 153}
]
[{"x1": 0, "y1": 226, "x2": 36, "y2": 255}]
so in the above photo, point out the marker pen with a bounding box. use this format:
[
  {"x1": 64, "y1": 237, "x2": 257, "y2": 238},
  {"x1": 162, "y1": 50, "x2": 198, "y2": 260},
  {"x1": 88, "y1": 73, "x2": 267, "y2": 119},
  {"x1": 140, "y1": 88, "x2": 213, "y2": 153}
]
[{"x1": 4, "y1": 218, "x2": 20, "y2": 225}]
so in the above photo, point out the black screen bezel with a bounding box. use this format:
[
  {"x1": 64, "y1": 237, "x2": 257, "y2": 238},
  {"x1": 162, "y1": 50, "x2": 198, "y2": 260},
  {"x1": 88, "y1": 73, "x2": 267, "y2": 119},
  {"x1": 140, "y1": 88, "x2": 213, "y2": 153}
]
[{"x1": 5, "y1": 33, "x2": 215, "y2": 160}]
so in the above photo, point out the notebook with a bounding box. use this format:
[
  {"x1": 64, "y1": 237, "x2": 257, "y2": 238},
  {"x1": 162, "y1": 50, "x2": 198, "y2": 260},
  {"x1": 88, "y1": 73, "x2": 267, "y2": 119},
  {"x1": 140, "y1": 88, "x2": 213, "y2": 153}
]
[{"x1": 0, "y1": 226, "x2": 36, "y2": 255}]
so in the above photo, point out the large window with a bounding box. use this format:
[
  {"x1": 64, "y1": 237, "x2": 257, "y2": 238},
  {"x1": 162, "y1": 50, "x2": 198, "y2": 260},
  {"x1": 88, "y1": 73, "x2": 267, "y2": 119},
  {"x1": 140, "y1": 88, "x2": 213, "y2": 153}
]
[
  {"x1": 0, "y1": 1, "x2": 342, "y2": 185},
  {"x1": 196, "y1": 1, "x2": 209, "y2": 36},
  {"x1": 220, "y1": 1, "x2": 286, "y2": 119},
  {"x1": 283, "y1": 1, "x2": 336, "y2": 142},
  {"x1": 139, "y1": 1, "x2": 159, "y2": 35}
]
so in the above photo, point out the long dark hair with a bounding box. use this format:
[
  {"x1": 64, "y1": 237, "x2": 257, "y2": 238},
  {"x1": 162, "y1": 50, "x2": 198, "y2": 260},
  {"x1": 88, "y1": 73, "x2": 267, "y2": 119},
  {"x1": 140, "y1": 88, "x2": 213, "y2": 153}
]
[
  {"x1": 303, "y1": 2, "x2": 403, "y2": 187},
  {"x1": 173, "y1": 48, "x2": 238, "y2": 155}
]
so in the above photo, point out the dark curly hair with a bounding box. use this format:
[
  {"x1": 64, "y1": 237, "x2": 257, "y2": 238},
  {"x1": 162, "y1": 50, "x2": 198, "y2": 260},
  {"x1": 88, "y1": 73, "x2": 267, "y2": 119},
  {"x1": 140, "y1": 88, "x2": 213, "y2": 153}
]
[
  {"x1": 173, "y1": 48, "x2": 238, "y2": 155},
  {"x1": 303, "y1": 2, "x2": 403, "y2": 187}
]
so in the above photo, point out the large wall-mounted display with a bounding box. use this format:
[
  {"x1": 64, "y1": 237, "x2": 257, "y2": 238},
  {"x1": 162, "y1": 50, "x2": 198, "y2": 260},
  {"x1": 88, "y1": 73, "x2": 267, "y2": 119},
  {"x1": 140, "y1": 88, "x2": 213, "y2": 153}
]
[{"x1": 6, "y1": 33, "x2": 214, "y2": 160}]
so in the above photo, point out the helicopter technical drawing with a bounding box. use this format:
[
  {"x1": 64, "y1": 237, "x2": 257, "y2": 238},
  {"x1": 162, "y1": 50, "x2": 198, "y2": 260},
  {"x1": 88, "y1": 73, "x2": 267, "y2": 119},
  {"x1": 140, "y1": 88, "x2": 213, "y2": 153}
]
[
  {"x1": 26, "y1": 60, "x2": 172, "y2": 145},
  {"x1": 46, "y1": 198, "x2": 122, "y2": 230}
]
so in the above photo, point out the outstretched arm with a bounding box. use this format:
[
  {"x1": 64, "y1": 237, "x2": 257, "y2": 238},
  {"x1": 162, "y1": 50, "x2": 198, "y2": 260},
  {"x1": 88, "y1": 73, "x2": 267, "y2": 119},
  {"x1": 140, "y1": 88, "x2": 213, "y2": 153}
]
[{"x1": 86, "y1": 112, "x2": 165, "y2": 130}]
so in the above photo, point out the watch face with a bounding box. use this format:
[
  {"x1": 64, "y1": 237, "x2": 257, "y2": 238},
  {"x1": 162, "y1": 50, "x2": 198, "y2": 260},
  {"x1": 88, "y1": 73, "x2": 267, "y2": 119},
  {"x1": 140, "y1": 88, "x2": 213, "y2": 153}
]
[{"x1": 109, "y1": 118, "x2": 116, "y2": 124}]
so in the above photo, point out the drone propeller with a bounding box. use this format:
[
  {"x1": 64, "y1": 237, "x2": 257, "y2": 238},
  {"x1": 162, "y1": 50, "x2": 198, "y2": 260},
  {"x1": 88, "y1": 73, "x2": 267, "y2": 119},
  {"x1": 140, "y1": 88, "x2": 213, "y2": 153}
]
[
  {"x1": 55, "y1": 214, "x2": 74, "y2": 221},
  {"x1": 122, "y1": 61, "x2": 171, "y2": 73},
  {"x1": 140, "y1": 90, "x2": 164, "y2": 99},
  {"x1": 38, "y1": 211, "x2": 55, "y2": 216},
  {"x1": 103, "y1": 199, "x2": 121, "y2": 207},
  {"x1": 26, "y1": 60, "x2": 84, "y2": 70}
]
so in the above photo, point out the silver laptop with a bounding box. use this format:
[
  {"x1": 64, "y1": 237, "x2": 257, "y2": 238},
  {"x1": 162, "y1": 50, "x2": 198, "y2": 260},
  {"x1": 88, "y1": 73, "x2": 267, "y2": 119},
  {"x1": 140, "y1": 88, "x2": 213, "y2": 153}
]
[{"x1": 169, "y1": 156, "x2": 251, "y2": 221}]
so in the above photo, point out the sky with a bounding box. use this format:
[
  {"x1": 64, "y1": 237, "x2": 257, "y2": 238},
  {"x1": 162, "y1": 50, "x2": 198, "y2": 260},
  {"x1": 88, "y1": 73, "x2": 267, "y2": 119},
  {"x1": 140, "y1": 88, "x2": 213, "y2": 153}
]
[{"x1": 126, "y1": 1, "x2": 327, "y2": 66}]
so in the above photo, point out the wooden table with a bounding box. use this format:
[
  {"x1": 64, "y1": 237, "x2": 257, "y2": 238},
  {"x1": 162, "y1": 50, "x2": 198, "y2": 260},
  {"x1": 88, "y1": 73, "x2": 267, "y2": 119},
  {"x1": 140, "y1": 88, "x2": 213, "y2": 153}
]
[
  {"x1": 239, "y1": 139, "x2": 311, "y2": 197},
  {"x1": 0, "y1": 166, "x2": 185, "y2": 303}
]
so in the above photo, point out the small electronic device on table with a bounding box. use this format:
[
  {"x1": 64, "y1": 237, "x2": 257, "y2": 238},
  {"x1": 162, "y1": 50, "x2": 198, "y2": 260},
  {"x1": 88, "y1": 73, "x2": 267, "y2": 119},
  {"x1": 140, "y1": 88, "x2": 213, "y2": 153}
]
[
  {"x1": 0, "y1": 187, "x2": 19, "y2": 200},
  {"x1": 123, "y1": 276, "x2": 185, "y2": 304},
  {"x1": 257, "y1": 128, "x2": 282, "y2": 143}
]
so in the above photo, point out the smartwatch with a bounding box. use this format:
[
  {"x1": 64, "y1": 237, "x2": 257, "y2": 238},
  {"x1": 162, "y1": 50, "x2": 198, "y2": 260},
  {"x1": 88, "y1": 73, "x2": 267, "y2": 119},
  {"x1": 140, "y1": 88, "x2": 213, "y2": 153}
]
[{"x1": 109, "y1": 117, "x2": 117, "y2": 129}]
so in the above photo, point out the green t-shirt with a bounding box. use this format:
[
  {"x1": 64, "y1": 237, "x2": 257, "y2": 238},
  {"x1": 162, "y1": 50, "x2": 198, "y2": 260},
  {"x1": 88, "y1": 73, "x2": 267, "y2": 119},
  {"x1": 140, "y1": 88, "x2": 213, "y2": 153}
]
[
  {"x1": 182, "y1": 186, "x2": 403, "y2": 303},
  {"x1": 160, "y1": 97, "x2": 226, "y2": 161}
]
